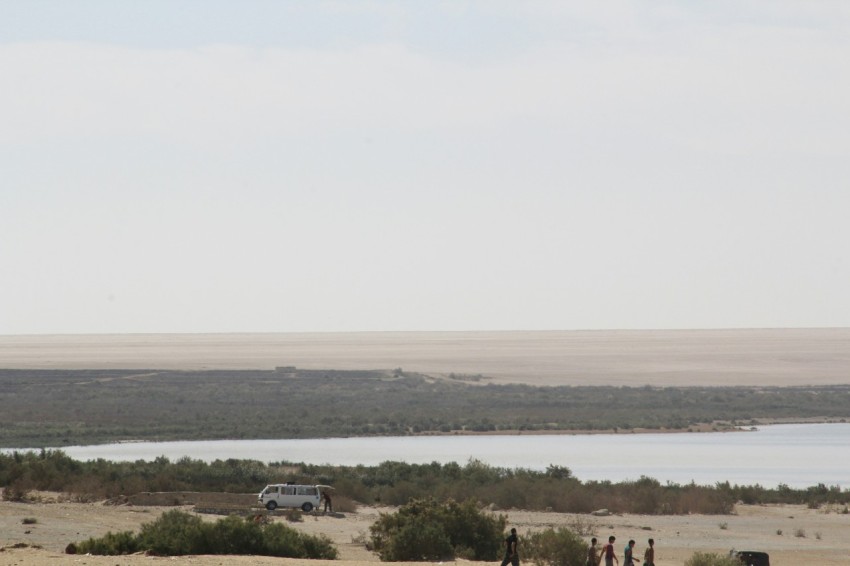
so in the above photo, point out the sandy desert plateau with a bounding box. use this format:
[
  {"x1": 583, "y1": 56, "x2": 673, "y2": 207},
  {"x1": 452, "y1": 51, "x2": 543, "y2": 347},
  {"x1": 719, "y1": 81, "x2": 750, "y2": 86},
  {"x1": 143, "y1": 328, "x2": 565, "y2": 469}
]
[{"x1": 2, "y1": 328, "x2": 849, "y2": 386}]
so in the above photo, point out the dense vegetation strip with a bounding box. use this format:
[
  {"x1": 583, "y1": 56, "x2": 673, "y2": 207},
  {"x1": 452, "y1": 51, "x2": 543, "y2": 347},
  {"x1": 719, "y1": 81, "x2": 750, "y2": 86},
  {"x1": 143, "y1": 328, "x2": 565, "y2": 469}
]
[
  {"x1": 1, "y1": 368, "x2": 849, "y2": 447},
  {"x1": 2, "y1": 450, "x2": 848, "y2": 513}
]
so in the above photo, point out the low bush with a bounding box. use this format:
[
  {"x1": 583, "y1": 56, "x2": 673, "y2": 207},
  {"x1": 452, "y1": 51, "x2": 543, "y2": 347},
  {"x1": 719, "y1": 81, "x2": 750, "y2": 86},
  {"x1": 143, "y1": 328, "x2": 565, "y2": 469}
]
[
  {"x1": 282, "y1": 508, "x2": 303, "y2": 522},
  {"x1": 1, "y1": 483, "x2": 28, "y2": 502},
  {"x1": 332, "y1": 494, "x2": 358, "y2": 513},
  {"x1": 369, "y1": 497, "x2": 506, "y2": 561},
  {"x1": 523, "y1": 527, "x2": 587, "y2": 566},
  {"x1": 76, "y1": 510, "x2": 337, "y2": 558},
  {"x1": 77, "y1": 531, "x2": 140, "y2": 555},
  {"x1": 138, "y1": 509, "x2": 205, "y2": 555},
  {"x1": 684, "y1": 552, "x2": 741, "y2": 566}
]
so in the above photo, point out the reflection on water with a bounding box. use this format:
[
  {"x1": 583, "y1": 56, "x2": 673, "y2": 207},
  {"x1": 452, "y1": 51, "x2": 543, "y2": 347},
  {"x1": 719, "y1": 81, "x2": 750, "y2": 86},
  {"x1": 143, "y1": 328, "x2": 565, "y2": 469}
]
[{"x1": 13, "y1": 423, "x2": 850, "y2": 488}]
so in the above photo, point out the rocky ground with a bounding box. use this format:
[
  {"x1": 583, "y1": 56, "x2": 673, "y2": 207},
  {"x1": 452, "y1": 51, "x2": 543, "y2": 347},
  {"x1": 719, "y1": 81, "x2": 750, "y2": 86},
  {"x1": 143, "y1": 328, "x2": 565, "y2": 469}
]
[{"x1": 2, "y1": 495, "x2": 849, "y2": 565}]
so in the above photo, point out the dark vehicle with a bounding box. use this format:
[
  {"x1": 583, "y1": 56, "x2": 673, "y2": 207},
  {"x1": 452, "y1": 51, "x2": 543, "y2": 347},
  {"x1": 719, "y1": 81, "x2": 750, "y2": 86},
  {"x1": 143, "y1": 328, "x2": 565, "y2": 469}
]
[{"x1": 733, "y1": 550, "x2": 769, "y2": 566}]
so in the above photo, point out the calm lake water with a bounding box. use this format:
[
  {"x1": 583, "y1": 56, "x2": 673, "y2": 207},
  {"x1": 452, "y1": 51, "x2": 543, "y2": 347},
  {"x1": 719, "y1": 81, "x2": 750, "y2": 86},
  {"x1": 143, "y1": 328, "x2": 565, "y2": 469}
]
[{"x1": 17, "y1": 423, "x2": 850, "y2": 489}]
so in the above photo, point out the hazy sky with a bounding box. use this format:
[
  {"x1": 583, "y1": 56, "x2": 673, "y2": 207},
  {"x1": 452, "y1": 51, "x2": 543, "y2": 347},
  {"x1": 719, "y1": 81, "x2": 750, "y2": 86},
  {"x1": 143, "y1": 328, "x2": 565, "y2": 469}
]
[{"x1": 2, "y1": 1, "x2": 849, "y2": 334}]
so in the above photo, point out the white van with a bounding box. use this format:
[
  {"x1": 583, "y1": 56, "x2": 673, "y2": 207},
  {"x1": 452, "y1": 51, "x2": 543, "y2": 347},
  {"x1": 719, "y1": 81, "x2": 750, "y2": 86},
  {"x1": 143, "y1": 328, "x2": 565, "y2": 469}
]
[{"x1": 258, "y1": 483, "x2": 323, "y2": 511}]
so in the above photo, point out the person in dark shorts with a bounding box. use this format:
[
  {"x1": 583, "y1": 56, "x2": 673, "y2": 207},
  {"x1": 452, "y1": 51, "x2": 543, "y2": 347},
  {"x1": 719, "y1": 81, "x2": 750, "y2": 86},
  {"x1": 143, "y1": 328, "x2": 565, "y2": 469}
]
[
  {"x1": 500, "y1": 527, "x2": 519, "y2": 566},
  {"x1": 322, "y1": 490, "x2": 333, "y2": 513},
  {"x1": 623, "y1": 539, "x2": 639, "y2": 566}
]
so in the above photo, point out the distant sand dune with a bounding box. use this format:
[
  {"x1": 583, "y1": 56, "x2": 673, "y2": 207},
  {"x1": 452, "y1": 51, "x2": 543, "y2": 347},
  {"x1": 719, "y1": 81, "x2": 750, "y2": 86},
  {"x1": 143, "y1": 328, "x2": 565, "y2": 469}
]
[{"x1": 1, "y1": 328, "x2": 849, "y2": 387}]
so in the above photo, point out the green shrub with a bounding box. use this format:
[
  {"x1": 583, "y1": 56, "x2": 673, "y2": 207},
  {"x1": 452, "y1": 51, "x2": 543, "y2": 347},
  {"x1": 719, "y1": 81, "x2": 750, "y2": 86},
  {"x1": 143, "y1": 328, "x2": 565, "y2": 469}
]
[
  {"x1": 76, "y1": 531, "x2": 139, "y2": 555},
  {"x1": 380, "y1": 517, "x2": 454, "y2": 561},
  {"x1": 369, "y1": 497, "x2": 506, "y2": 561},
  {"x1": 76, "y1": 510, "x2": 338, "y2": 559},
  {"x1": 299, "y1": 530, "x2": 339, "y2": 559},
  {"x1": 523, "y1": 527, "x2": 586, "y2": 566},
  {"x1": 684, "y1": 551, "x2": 742, "y2": 566},
  {"x1": 261, "y1": 522, "x2": 307, "y2": 557},
  {"x1": 205, "y1": 515, "x2": 264, "y2": 555},
  {"x1": 138, "y1": 510, "x2": 205, "y2": 555}
]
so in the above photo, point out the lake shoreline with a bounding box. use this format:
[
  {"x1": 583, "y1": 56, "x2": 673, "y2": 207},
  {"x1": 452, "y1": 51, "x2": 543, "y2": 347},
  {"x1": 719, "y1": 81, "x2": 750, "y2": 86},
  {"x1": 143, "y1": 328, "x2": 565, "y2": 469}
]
[
  {"x1": 17, "y1": 423, "x2": 847, "y2": 489},
  {"x1": 413, "y1": 416, "x2": 848, "y2": 437},
  {"x1": 7, "y1": 417, "x2": 848, "y2": 453}
]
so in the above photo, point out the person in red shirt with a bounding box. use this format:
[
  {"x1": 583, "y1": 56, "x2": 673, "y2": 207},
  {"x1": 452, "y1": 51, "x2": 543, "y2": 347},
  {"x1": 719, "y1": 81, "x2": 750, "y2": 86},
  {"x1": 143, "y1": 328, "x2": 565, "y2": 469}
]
[{"x1": 601, "y1": 535, "x2": 619, "y2": 566}]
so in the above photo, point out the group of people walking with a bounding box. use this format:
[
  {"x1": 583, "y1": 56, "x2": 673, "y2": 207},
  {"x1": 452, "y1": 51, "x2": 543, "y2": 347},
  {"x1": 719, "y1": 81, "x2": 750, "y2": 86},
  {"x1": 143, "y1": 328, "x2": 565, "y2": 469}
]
[
  {"x1": 499, "y1": 529, "x2": 655, "y2": 566},
  {"x1": 588, "y1": 535, "x2": 655, "y2": 566}
]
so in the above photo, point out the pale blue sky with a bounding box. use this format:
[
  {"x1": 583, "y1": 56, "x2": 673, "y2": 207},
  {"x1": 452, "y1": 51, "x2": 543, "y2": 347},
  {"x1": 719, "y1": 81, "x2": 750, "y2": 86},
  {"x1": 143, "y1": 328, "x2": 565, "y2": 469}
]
[{"x1": 2, "y1": 1, "x2": 849, "y2": 333}]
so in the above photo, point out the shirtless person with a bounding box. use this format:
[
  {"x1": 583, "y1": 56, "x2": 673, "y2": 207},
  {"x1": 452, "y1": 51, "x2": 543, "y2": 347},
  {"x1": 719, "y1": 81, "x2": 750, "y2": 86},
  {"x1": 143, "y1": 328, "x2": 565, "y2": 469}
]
[
  {"x1": 643, "y1": 538, "x2": 655, "y2": 566},
  {"x1": 586, "y1": 537, "x2": 600, "y2": 566}
]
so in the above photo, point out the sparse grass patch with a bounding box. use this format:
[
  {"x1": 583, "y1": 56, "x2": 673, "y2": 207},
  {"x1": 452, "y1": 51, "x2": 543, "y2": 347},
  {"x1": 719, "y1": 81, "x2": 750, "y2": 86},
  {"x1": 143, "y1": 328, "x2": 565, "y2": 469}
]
[
  {"x1": 332, "y1": 495, "x2": 357, "y2": 513},
  {"x1": 718, "y1": 522, "x2": 728, "y2": 530},
  {"x1": 1, "y1": 485, "x2": 29, "y2": 502},
  {"x1": 350, "y1": 530, "x2": 369, "y2": 546},
  {"x1": 282, "y1": 508, "x2": 303, "y2": 522},
  {"x1": 524, "y1": 527, "x2": 587, "y2": 566},
  {"x1": 566, "y1": 515, "x2": 595, "y2": 536},
  {"x1": 794, "y1": 528, "x2": 806, "y2": 538},
  {"x1": 21, "y1": 517, "x2": 37, "y2": 525}
]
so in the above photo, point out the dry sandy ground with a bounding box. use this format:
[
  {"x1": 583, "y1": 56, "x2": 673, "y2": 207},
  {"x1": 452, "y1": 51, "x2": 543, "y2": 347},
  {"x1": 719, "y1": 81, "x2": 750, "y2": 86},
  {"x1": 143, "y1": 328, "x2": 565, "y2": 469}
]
[
  {"x1": 2, "y1": 328, "x2": 850, "y2": 386},
  {"x1": 2, "y1": 498, "x2": 849, "y2": 566}
]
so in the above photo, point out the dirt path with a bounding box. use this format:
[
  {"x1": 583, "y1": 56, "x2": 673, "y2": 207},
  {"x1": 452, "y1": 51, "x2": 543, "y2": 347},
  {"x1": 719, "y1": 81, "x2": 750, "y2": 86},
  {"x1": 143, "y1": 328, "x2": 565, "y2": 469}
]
[{"x1": 2, "y1": 497, "x2": 849, "y2": 565}]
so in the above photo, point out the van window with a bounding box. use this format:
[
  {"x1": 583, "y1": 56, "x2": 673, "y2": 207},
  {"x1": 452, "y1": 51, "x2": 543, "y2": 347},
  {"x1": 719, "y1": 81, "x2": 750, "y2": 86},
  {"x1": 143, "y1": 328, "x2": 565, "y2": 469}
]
[
  {"x1": 283, "y1": 486, "x2": 295, "y2": 496},
  {"x1": 297, "y1": 486, "x2": 318, "y2": 496}
]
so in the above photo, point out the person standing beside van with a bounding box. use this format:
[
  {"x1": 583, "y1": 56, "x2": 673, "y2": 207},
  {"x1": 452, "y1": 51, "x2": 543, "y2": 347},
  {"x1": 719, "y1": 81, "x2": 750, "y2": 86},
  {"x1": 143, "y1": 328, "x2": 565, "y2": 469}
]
[
  {"x1": 500, "y1": 527, "x2": 519, "y2": 566},
  {"x1": 322, "y1": 490, "x2": 333, "y2": 513}
]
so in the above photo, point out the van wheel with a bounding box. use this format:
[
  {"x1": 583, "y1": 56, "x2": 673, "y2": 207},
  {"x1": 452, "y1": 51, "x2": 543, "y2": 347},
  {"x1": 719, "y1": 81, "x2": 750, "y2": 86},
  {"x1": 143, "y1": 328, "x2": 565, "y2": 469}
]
[
  {"x1": 266, "y1": 501, "x2": 277, "y2": 511},
  {"x1": 301, "y1": 502, "x2": 313, "y2": 512}
]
